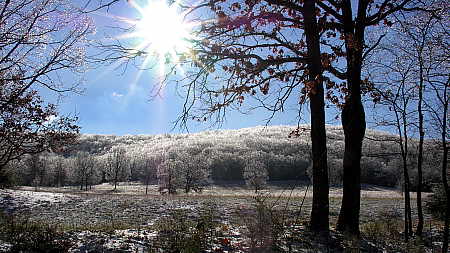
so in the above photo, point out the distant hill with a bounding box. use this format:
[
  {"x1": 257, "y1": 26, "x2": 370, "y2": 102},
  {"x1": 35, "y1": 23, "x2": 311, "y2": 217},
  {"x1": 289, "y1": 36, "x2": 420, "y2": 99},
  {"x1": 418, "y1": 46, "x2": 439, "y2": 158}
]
[{"x1": 64, "y1": 125, "x2": 440, "y2": 189}]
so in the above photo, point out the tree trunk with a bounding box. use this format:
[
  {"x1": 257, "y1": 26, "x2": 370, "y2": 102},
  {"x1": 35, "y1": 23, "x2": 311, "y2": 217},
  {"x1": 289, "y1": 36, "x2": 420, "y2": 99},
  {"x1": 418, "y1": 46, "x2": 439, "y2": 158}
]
[
  {"x1": 402, "y1": 111, "x2": 413, "y2": 239},
  {"x1": 101, "y1": 170, "x2": 106, "y2": 184},
  {"x1": 392, "y1": 99, "x2": 412, "y2": 241},
  {"x1": 303, "y1": 0, "x2": 329, "y2": 234},
  {"x1": 416, "y1": 59, "x2": 425, "y2": 236},
  {"x1": 145, "y1": 174, "x2": 150, "y2": 195},
  {"x1": 441, "y1": 84, "x2": 449, "y2": 253},
  {"x1": 336, "y1": 1, "x2": 367, "y2": 236},
  {"x1": 401, "y1": 149, "x2": 412, "y2": 240},
  {"x1": 442, "y1": 144, "x2": 449, "y2": 253},
  {"x1": 114, "y1": 170, "x2": 118, "y2": 191},
  {"x1": 337, "y1": 97, "x2": 365, "y2": 236}
]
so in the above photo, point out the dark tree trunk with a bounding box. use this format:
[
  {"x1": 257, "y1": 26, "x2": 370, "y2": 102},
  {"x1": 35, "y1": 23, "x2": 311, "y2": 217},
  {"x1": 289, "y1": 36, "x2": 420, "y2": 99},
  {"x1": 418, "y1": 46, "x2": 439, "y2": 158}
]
[
  {"x1": 391, "y1": 94, "x2": 412, "y2": 241},
  {"x1": 402, "y1": 111, "x2": 413, "y2": 239},
  {"x1": 441, "y1": 84, "x2": 449, "y2": 253},
  {"x1": 145, "y1": 173, "x2": 150, "y2": 195},
  {"x1": 114, "y1": 170, "x2": 118, "y2": 191},
  {"x1": 442, "y1": 144, "x2": 449, "y2": 253},
  {"x1": 401, "y1": 146, "x2": 413, "y2": 240},
  {"x1": 336, "y1": 0, "x2": 367, "y2": 236},
  {"x1": 416, "y1": 59, "x2": 425, "y2": 236},
  {"x1": 101, "y1": 170, "x2": 106, "y2": 184},
  {"x1": 337, "y1": 97, "x2": 365, "y2": 236},
  {"x1": 303, "y1": 0, "x2": 329, "y2": 234}
]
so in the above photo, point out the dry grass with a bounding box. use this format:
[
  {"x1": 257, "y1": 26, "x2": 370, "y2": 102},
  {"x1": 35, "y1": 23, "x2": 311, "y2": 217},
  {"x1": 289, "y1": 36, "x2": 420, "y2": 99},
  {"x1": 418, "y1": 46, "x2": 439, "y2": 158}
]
[{"x1": 16, "y1": 181, "x2": 431, "y2": 200}]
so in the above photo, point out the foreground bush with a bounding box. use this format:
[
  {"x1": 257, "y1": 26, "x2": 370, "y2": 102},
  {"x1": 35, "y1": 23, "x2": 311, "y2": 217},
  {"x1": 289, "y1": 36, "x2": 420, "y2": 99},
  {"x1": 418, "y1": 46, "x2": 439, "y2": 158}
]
[
  {"x1": 150, "y1": 203, "x2": 219, "y2": 252},
  {"x1": 0, "y1": 214, "x2": 72, "y2": 252},
  {"x1": 426, "y1": 184, "x2": 447, "y2": 220}
]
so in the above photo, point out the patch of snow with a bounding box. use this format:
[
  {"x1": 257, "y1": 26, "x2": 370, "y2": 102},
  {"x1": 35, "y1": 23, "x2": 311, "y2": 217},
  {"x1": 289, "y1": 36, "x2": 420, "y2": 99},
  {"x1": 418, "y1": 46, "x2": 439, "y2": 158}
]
[{"x1": 0, "y1": 189, "x2": 80, "y2": 214}]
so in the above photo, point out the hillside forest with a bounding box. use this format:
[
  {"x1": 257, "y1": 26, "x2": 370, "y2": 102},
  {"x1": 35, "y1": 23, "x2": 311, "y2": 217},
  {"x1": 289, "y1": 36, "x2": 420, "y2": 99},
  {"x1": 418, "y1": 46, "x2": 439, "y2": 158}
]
[{"x1": 2, "y1": 126, "x2": 442, "y2": 194}]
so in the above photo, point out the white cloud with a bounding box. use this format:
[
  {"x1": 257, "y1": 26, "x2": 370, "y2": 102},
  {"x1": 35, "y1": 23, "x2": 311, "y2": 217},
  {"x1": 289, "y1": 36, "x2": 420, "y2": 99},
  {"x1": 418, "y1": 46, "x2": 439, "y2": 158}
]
[{"x1": 112, "y1": 92, "x2": 124, "y2": 98}]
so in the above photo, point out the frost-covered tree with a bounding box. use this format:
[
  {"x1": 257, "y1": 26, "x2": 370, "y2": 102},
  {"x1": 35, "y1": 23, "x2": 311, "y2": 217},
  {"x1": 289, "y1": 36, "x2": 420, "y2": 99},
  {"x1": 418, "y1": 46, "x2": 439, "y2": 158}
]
[
  {"x1": 141, "y1": 154, "x2": 161, "y2": 194},
  {"x1": 366, "y1": 0, "x2": 448, "y2": 240},
  {"x1": 244, "y1": 152, "x2": 269, "y2": 193},
  {"x1": 0, "y1": 0, "x2": 94, "y2": 177},
  {"x1": 44, "y1": 154, "x2": 68, "y2": 187},
  {"x1": 24, "y1": 154, "x2": 46, "y2": 189},
  {"x1": 105, "y1": 147, "x2": 128, "y2": 190},
  {"x1": 177, "y1": 149, "x2": 210, "y2": 193},
  {"x1": 74, "y1": 151, "x2": 96, "y2": 191},
  {"x1": 157, "y1": 150, "x2": 182, "y2": 195}
]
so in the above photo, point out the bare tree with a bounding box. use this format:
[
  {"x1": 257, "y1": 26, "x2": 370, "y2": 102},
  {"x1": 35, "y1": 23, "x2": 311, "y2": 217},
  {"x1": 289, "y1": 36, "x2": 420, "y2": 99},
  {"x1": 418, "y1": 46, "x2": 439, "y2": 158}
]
[
  {"x1": 368, "y1": 51, "x2": 417, "y2": 239},
  {"x1": 0, "y1": 0, "x2": 95, "y2": 105},
  {"x1": 75, "y1": 151, "x2": 96, "y2": 191},
  {"x1": 141, "y1": 154, "x2": 160, "y2": 195},
  {"x1": 367, "y1": 0, "x2": 448, "y2": 240},
  {"x1": 0, "y1": 78, "x2": 80, "y2": 177},
  {"x1": 25, "y1": 154, "x2": 46, "y2": 190},
  {"x1": 243, "y1": 152, "x2": 268, "y2": 194},
  {"x1": 106, "y1": 147, "x2": 128, "y2": 191},
  {"x1": 0, "y1": 0, "x2": 94, "y2": 177},
  {"x1": 422, "y1": 22, "x2": 449, "y2": 251},
  {"x1": 47, "y1": 154, "x2": 68, "y2": 187},
  {"x1": 178, "y1": 151, "x2": 210, "y2": 194},
  {"x1": 157, "y1": 149, "x2": 182, "y2": 195}
]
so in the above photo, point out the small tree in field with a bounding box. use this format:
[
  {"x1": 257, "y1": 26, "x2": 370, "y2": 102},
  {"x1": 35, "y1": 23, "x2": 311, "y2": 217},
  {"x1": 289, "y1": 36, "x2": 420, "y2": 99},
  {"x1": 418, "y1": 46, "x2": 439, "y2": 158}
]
[
  {"x1": 155, "y1": 148, "x2": 185, "y2": 195},
  {"x1": 176, "y1": 148, "x2": 210, "y2": 193},
  {"x1": 105, "y1": 147, "x2": 128, "y2": 191},
  {"x1": 25, "y1": 154, "x2": 46, "y2": 189},
  {"x1": 75, "y1": 151, "x2": 96, "y2": 191},
  {"x1": 157, "y1": 155, "x2": 181, "y2": 195},
  {"x1": 141, "y1": 154, "x2": 161, "y2": 195},
  {"x1": 52, "y1": 156, "x2": 67, "y2": 188},
  {"x1": 244, "y1": 153, "x2": 268, "y2": 193}
]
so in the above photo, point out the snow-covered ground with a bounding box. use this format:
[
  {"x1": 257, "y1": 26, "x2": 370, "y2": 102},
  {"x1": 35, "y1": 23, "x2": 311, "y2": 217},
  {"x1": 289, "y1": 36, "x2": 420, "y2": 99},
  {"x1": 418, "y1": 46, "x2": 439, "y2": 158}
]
[{"x1": 0, "y1": 189, "x2": 81, "y2": 215}]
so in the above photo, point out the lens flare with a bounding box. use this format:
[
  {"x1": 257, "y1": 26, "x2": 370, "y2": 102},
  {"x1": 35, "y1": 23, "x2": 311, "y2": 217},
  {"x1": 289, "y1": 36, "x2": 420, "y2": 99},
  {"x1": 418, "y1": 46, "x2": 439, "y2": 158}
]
[{"x1": 135, "y1": 1, "x2": 191, "y2": 56}]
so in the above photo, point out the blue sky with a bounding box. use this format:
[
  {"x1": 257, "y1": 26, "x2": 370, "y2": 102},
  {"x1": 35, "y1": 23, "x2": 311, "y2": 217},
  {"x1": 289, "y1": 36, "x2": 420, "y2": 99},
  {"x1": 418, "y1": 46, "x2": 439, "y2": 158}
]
[{"x1": 58, "y1": 63, "x2": 307, "y2": 135}]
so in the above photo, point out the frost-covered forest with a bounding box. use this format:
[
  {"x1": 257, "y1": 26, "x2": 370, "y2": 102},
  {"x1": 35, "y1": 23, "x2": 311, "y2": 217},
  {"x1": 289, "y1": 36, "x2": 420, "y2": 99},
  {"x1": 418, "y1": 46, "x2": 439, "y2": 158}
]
[{"x1": 4, "y1": 125, "x2": 441, "y2": 193}]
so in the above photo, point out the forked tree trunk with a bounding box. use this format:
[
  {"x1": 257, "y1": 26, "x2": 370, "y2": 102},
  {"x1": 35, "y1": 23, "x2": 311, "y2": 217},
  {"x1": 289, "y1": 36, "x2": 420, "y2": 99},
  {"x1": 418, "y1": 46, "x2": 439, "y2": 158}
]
[{"x1": 303, "y1": 0, "x2": 329, "y2": 234}]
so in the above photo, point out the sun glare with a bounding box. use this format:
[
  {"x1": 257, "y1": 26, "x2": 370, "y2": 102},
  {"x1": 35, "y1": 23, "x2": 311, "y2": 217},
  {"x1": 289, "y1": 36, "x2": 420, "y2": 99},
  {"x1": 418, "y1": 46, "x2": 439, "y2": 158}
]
[{"x1": 135, "y1": 0, "x2": 191, "y2": 58}]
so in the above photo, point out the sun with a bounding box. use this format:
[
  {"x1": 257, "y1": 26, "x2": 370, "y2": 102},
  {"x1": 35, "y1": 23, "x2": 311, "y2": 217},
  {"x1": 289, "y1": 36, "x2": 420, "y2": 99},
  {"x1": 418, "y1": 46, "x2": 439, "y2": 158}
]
[{"x1": 134, "y1": 0, "x2": 191, "y2": 58}]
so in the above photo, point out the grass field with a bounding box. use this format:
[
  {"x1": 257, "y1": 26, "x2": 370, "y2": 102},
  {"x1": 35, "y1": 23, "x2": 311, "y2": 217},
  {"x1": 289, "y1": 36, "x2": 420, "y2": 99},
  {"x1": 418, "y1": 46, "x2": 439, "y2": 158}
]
[{"x1": 0, "y1": 182, "x2": 445, "y2": 252}]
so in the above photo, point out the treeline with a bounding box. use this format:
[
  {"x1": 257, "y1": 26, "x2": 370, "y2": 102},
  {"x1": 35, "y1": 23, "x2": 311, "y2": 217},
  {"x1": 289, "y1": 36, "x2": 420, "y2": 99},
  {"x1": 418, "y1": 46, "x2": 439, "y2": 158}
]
[{"x1": 2, "y1": 125, "x2": 441, "y2": 192}]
